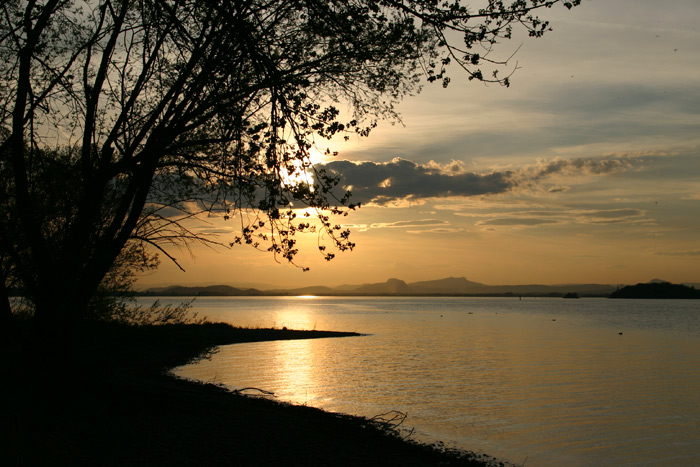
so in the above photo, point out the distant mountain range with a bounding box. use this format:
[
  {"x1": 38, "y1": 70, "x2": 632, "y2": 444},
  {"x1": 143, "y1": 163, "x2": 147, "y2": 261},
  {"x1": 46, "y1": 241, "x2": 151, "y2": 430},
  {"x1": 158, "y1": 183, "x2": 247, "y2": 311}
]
[{"x1": 140, "y1": 276, "x2": 632, "y2": 297}]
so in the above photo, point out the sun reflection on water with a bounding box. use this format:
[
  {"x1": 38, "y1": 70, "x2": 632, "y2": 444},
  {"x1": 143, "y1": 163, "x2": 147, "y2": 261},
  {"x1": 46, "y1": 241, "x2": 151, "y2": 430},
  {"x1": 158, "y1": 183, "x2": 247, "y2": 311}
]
[
  {"x1": 272, "y1": 301, "x2": 319, "y2": 330},
  {"x1": 264, "y1": 300, "x2": 323, "y2": 403},
  {"x1": 270, "y1": 339, "x2": 318, "y2": 404}
]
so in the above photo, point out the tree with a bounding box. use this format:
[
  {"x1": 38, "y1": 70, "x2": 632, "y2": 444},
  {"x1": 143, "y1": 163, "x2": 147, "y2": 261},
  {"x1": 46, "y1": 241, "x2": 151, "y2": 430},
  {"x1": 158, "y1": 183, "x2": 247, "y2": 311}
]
[{"x1": 1, "y1": 0, "x2": 579, "y2": 331}]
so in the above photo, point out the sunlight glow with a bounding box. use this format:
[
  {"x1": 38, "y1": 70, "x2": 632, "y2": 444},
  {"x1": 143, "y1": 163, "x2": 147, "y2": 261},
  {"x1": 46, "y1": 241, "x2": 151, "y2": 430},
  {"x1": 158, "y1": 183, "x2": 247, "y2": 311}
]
[
  {"x1": 273, "y1": 306, "x2": 317, "y2": 330},
  {"x1": 272, "y1": 339, "x2": 318, "y2": 405}
]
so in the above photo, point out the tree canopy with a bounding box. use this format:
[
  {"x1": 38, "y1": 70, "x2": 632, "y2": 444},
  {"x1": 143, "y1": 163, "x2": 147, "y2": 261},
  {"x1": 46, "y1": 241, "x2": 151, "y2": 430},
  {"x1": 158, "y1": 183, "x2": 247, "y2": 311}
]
[{"x1": 1, "y1": 0, "x2": 578, "y2": 329}]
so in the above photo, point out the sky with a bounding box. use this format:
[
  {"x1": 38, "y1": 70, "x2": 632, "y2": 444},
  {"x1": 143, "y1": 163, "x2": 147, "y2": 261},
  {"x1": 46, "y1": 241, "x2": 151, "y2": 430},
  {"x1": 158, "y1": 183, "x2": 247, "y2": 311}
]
[{"x1": 137, "y1": 0, "x2": 700, "y2": 289}]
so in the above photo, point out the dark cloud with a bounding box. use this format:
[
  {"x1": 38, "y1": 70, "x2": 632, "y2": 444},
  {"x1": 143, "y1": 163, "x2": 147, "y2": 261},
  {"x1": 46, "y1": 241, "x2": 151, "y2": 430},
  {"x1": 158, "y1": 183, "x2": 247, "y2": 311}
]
[
  {"x1": 522, "y1": 157, "x2": 637, "y2": 180},
  {"x1": 316, "y1": 154, "x2": 643, "y2": 206},
  {"x1": 318, "y1": 158, "x2": 513, "y2": 205}
]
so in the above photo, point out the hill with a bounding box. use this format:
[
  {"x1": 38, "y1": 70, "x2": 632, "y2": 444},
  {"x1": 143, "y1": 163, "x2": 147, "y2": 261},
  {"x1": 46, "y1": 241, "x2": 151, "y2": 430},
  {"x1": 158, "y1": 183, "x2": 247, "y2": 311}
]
[
  {"x1": 141, "y1": 285, "x2": 263, "y2": 296},
  {"x1": 140, "y1": 277, "x2": 618, "y2": 297},
  {"x1": 409, "y1": 277, "x2": 486, "y2": 293},
  {"x1": 610, "y1": 282, "x2": 700, "y2": 299}
]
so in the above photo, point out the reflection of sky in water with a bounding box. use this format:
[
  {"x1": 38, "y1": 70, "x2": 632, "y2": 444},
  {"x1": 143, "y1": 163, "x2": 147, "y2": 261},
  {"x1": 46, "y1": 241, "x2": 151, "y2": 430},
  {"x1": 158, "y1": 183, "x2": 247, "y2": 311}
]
[{"x1": 167, "y1": 297, "x2": 700, "y2": 466}]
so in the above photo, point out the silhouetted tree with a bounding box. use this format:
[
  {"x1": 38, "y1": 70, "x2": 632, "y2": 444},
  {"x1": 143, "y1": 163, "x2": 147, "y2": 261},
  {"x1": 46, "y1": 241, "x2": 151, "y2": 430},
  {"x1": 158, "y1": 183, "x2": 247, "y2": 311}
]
[{"x1": 1, "y1": 0, "x2": 578, "y2": 332}]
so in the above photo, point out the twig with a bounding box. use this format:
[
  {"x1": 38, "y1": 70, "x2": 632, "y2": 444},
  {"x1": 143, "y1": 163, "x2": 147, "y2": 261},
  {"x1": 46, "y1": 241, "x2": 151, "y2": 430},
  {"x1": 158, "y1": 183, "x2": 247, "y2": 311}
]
[
  {"x1": 368, "y1": 410, "x2": 414, "y2": 439},
  {"x1": 231, "y1": 387, "x2": 276, "y2": 397}
]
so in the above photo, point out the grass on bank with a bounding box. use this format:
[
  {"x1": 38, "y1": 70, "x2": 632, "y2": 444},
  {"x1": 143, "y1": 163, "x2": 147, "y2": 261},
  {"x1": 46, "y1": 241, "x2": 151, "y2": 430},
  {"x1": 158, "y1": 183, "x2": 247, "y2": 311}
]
[{"x1": 6, "y1": 319, "x2": 507, "y2": 466}]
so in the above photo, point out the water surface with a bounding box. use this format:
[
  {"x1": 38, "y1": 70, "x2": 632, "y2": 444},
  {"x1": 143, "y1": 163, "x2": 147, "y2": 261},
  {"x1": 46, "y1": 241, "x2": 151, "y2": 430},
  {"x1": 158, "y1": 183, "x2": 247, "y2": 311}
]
[{"x1": 154, "y1": 297, "x2": 700, "y2": 465}]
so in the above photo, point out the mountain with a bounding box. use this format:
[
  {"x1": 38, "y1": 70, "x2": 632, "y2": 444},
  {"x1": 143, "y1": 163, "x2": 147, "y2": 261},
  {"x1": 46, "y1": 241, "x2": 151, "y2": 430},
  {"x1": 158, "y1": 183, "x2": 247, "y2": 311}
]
[
  {"x1": 140, "y1": 285, "x2": 263, "y2": 296},
  {"x1": 137, "y1": 277, "x2": 623, "y2": 297},
  {"x1": 347, "y1": 277, "x2": 615, "y2": 296},
  {"x1": 409, "y1": 277, "x2": 486, "y2": 293},
  {"x1": 352, "y1": 278, "x2": 411, "y2": 294},
  {"x1": 273, "y1": 285, "x2": 338, "y2": 296}
]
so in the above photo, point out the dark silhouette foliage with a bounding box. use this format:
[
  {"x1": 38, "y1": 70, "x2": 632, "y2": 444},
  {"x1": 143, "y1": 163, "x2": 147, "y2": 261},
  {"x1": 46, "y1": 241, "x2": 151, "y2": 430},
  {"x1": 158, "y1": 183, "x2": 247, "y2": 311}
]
[{"x1": 1, "y1": 0, "x2": 579, "y2": 330}]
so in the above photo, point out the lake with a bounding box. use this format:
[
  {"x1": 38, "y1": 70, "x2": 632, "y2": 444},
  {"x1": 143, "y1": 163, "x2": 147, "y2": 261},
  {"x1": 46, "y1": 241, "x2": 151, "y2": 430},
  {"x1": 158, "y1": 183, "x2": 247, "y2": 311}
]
[{"x1": 143, "y1": 296, "x2": 700, "y2": 466}]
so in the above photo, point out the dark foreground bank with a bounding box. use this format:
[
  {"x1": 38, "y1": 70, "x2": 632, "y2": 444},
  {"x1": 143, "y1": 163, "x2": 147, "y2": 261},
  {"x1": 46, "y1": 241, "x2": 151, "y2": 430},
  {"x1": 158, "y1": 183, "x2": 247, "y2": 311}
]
[{"x1": 6, "y1": 322, "x2": 506, "y2": 466}]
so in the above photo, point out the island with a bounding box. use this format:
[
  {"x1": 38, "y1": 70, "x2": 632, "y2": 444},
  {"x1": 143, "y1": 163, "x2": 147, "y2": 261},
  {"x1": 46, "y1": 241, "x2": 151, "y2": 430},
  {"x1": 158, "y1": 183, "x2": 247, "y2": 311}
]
[{"x1": 609, "y1": 282, "x2": 700, "y2": 299}]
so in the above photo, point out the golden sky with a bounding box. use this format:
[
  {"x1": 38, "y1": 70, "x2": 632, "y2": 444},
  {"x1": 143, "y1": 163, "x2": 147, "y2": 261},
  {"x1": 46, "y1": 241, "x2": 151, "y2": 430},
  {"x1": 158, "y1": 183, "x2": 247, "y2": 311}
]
[{"x1": 138, "y1": 0, "x2": 700, "y2": 289}]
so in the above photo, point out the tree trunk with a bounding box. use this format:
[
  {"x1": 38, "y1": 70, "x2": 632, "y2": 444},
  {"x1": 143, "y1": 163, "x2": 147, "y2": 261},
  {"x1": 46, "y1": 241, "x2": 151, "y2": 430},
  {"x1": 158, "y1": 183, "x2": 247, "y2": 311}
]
[
  {"x1": 0, "y1": 272, "x2": 13, "y2": 335},
  {"x1": 31, "y1": 281, "x2": 92, "y2": 375},
  {"x1": 35, "y1": 267, "x2": 94, "y2": 318}
]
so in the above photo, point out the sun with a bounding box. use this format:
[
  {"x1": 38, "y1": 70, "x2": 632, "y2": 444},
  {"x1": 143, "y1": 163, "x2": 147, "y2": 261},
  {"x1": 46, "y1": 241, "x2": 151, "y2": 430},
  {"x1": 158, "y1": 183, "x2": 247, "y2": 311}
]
[{"x1": 279, "y1": 142, "x2": 340, "y2": 188}]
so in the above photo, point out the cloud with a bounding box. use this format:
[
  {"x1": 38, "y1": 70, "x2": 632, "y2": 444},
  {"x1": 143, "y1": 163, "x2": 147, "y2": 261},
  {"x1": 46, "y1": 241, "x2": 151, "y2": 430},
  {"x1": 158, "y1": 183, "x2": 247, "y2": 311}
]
[
  {"x1": 345, "y1": 219, "x2": 453, "y2": 233},
  {"x1": 465, "y1": 208, "x2": 648, "y2": 230},
  {"x1": 368, "y1": 219, "x2": 450, "y2": 229},
  {"x1": 518, "y1": 156, "x2": 638, "y2": 180},
  {"x1": 577, "y1": 209, "x2": 645, "y2": 224},
  {"x1": 655, "y1": 250, "x2": 700, "y2": 257},
  {"x1": 407, "y1": 227, "x2": 463, "y2": 234},
  {"x1": 477, "y1": 218, "x2": 560, "y2": 227},
  {"x1": 317, "y1": 154, "x2": 642, "y2": 205},
  {"x1": 318, "y1": 158, "x2": 513, "y2": 205},
  {"x1": 195, "y1": 227, "x2": 234, "y2": 235}
]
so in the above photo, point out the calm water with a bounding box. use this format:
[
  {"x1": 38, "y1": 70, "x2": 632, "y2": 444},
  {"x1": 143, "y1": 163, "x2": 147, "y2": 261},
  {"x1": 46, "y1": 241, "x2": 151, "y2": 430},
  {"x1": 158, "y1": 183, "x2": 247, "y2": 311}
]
[{"x1": 150, "y1": 296, "x2": 700, "y2": 466}]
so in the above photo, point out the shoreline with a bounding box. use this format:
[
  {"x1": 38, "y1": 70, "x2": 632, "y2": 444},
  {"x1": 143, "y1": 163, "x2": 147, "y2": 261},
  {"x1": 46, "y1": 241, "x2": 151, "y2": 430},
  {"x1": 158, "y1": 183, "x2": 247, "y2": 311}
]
[{"x1": 8, "y1": 321, "x2": 505, "y2": 466}]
